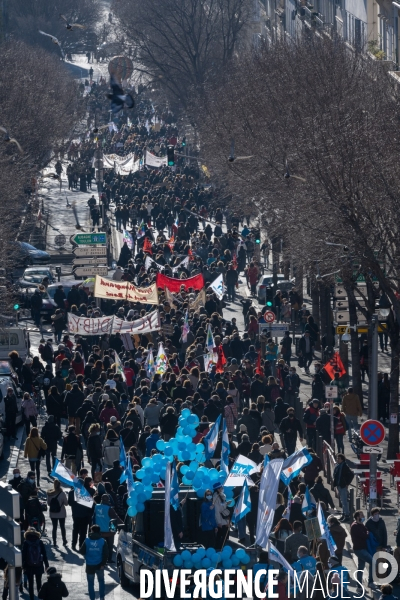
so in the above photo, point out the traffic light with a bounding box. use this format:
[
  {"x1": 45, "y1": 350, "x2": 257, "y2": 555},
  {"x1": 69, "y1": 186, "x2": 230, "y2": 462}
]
[
  {"x1": 265, "y1": 287, "x2": 274, "y2": 307},
  {"x1": 254, "y1": 229, "x2": 261, "y2": 244},
  {"x1": 13, "y1": 304, "x2": 19, "y2": 311},
  {"x1": 167, "y1": 145, "x2": 175, "y2": 166},
  {"x1": 182, "y1": 137, "x2": 186, "y2": 147}
]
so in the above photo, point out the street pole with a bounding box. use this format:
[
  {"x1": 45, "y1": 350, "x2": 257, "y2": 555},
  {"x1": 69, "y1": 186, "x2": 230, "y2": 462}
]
[
  {"x1": 369, "y1": 313, "x2": 379, "y2": 512},
  {"x1": 8, "y1": 564, "x2": 15, "y2": 600}
]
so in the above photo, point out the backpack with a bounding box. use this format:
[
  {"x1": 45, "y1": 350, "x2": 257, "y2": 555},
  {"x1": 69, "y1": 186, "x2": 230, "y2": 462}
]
[
  {"x1": 26, "y1": 539, "x2": 42, "y2": 567},
  {"x1": 49, "y1": 492, "x2": 62, "y2": 513}
]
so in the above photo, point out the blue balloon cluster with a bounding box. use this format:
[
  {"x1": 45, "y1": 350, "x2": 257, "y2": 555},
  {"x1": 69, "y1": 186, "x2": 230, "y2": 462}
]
[
  {"x1": 155, "y1": 408, "x2": 205, "y2": 465},
  {"x1": 172, "y1": 546, "x2": 251, "y2": 569},
  {"x1": 127, "y1": 454, "x2": 171, "y2": 515},
  {"x1": 126, "y1": 480, "x2": 153, "y2": 517}
]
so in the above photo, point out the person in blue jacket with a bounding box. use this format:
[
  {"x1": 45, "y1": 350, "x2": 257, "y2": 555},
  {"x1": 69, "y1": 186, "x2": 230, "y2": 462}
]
[
  {"x1": 93, "y1": 495, "x2": 122, "y2": 563},
  {"x1": 200, "y1": 489, "x2": 218, "y2": 548},
  {"x1": 80, "y1": 524, "x2": 108, "y2": 600},
  {"x1": 292, "y1": 545, "x2": 317, "y2": 576},
  {"x1": 326, "y1": 555, "x2": 350, "y2": 590}
]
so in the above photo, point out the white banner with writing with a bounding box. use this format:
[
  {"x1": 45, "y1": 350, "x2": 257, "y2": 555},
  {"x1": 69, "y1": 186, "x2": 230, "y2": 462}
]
[{"x1": 68, "y1": 310, "x2": 160, "y2": 336}]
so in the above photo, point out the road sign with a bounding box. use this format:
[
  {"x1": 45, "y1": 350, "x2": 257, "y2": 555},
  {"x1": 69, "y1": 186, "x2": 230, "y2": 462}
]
[
  {"x1": 360, "y1": 419, "x2": 385, "y2": 446},
  {"x1": 264, "y1": 311, "x2": 275, "y2": 323},
  {"x1": 73, "y1": 246, "x2": 107, "y2": 257},
  {"x1": 70, "y1": 232, "x2": 107, "y2": 246},
  {"x1": 334, "y1": 286, "x2": 347, "y2": 298},
  {"x1": 73, "y1": 266, "x2": 108, "y2": 277},
  {"x1": 54, "y1": 234, "x2": 66, "y2": 247},
  {"x1": 73, "y1": 258, "x2": 107, "y2": 267},
  {"x1": 334, "y1": 310, "x2": 367, "y2": 324},
  {"x1": 335, "y1": 300, "x2": 349, "y2": 309},
  {"x1": 336, "y1": 324, "x2": 387, "y2": 334},
  {"x1": 259, "y1": 324, "x2": 288, "y2": 337},
  {"x1": 362, "y1": 446, "x2": 383, "y2": 454},
  {"x1": 325, "y1": 385, "x2": 337, "y2": 399}
]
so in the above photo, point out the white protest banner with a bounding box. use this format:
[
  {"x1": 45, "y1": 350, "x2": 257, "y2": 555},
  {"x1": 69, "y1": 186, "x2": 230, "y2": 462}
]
[
  {"x1": 68, "y1": 313, "x2": 113, "y2": 335},
  {"x1": 210, "y1": 273, "x2": 225, "y2": 299},
  {"x1": 94, "y1": 275, "x2": 159, "y2": 305},
  {"x1": 145, "y1": 150, "x2": 167, "y2": 168},
  {"x1": 68, "y1": 310, "x2": 160, "y2": 336},
  {"x1": 112, "y1": 310, "x2": 161, "y2": 334},
  {"x1": 223, "y1": 454, "x2": 259, "y2": 488},
  {"x1": 255, "y1": 458, "x2": 284, "y2": 547}
]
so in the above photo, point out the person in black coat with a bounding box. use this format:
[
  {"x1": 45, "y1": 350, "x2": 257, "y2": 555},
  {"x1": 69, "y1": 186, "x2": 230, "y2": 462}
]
[
  {"x1": 38, "y1": 566, "x2": 69, "y2": 599},
  {"x1": 40, "y1": 416, "x2": 62, "y2": 475},
  {"x1": 315, "y1": 409, "x2": 331, "y2": 444},
  {"x1": 246, "y1": 475, "x2": 260, "y2": 544},
  {"x1": 288, "y1": 497, "x2": 306, "y2": 532},
  {"x1": 120, "y1": 422, "x2": 137, "y2": 449},
  {"x1": 68, "y1": 477, "x2": 94, "y2": 550},
  {"x1": 279, "y1": 409, "x2": 303, "y2": 455},
  {"x1": 22, "y1": 528, "x2": 49, "y2": 600},
  {"x1": 159, "y1": 408, "x2": 178, "y2": 439},
  {"x1": 274, "y1": 397, "x2": 290, "y2": 428},
  {"x1": 102, "y1": 459, "x2": 123, "y2": 492},
  {"x1": 310, "y1": 476, "x2": 335, "y2": 509},
  {"x1": 237, "y1": 434, "x2": 252, "y2": 457},
  {"x1": 203, "y1": 399, "x2": 221, "y2": 423}
]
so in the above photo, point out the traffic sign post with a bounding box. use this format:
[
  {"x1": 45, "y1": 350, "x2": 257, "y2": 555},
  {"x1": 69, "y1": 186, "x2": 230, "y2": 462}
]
[
  {"x1": 73, "y1": 258, "x2": 107, "y2": 267},
  {"x1": 264, "y1": 311, "x2": 275, "y2": 323},
  {"x1": 325, "y1": 386, "x2": 336, "y2": 450},
  {"x1": 73, "y1": 246, "x2": 107, "y2": 257},
  {"x1": 259, "y1": 324, "x2": 288, "y2": 337},
  {"x1": 362, "y1": 446, "x2": 383, "y2": 455},
  {"x1": 70, "y1": 232, "x2": 107, "y2": 246},
  {"x1": 73, "y1": 266, "x2": 108, "y2": 277},
  {"x1": 360, "y1": 419, "x2": 385, "y2": 446}
]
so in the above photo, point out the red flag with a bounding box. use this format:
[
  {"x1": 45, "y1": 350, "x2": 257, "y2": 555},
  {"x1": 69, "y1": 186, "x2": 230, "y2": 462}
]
[
  {"x1": 188, "y1": 248, "x2": 194, "y2": 261},
  {"x1": 168, "y1": 235, "x2": 175, "y2": 251},
  {"x1": 232, "y1": 254, "x2": 238, "y2": 270},
  {"x1": 156, "y1": 272, "x2": 204, "y2": 293},
  {"x1": 255, "y1": 351, "x2": 262, "y2": 375},
  {"x1": 215, "y1": 345, "x2": 227, "y2": 373},
  {"x1": 143, "y1": 237, "x2": 153, "y2": 255},
  {"x1": 323, "y1": 351, "x2": 346, "y2": 379}
]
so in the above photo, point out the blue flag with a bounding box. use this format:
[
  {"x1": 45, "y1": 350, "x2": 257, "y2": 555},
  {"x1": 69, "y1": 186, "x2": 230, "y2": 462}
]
[
  {"x1": 317, "y1": 502, "x2": 337, "y2": 556},
  {"x1": 119, "y1": 438, "x2": 127, "y2": 483},
  {"x1": 220, "y1": 419, "x2": 230, "y2": 477},
  {"x1": 301, "y1": 486, "x2": 316, "y2": 515},
  {"x1": 231, "y1": 480, "x2": 251, "y2": 524},
  {"x1": 125, "y1": 455, "x2": 134, "y2": 494},
  {"x1": 171, "y1": 461, "x2": 179, "y2": 511},
  {"x1": 280, "y1": 448, "x2": 312, "y2": 485},
  {"x1": 203, "y1": 414, "x2": 221, "y2": 460},
  {"x1": 50, "y1": 458, "x2": 77, "y2": 487}
]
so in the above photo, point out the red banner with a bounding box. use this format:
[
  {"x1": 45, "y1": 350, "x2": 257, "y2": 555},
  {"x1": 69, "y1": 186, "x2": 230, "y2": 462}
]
[
  {"x1": 156, "y1": 272, "x2": 204, "y2": 293},
  {"x1": 323, "y1": 351, "x2": 346, "y2": 379}
]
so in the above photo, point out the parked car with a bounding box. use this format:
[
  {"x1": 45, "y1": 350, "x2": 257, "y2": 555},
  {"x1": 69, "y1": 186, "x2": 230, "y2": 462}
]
[
  {"x1": 14, "y1": 242, "x2": 51, "y2": 266},
  {"x1": 18, "y1": 267, "x2": 55, "y2": 289},
  {"x1": 257, "y1": 274, "x2": 285, "y2": 304}
]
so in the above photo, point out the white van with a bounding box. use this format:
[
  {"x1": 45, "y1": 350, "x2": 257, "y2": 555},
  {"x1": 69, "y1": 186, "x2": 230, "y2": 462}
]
[{"x1": 0, "y1": 328, "x2": 30, "y2": 361}]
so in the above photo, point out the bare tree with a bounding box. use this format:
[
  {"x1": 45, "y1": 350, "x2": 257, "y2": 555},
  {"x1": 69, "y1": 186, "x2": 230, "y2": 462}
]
[
  {"x1": 198, "y1": 36, "x2": 400, "y2": 456},
  {"x1": 9, "y1": 0, "x2": 100, "y2": 53},
  {"x1": 113, "y1": 0, "x2": 251, "y2": 105}
]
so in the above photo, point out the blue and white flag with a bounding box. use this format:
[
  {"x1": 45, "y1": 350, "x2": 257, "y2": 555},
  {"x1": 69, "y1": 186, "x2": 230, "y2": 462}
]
[
  {"x1": 182, "y1": 310, "x2": 190, "y2": 343},
  {"x1": 302, "y1": 486, "x2": 316, "y2": 515},
  {"x1": 120, "y1": 438, "x2": 127, "y2": 483},
  {"x1": 125, "y1": 455, "x2": 134, "y2": 494},
  {"x1": 255, "y1": 458, "x2": 284, "y2": 548},
  {"x1": 170, "y1": 461, "x2": 180, "y2": 511},
  {"x1": 203, "y1": 414, "x2": 221, "y2": 460},
  {"x1": 317, "y1": 502, "x2": 337, "y2": 556},
  {"x1": 224, "y1": 454, "x2": 258, "y2": 488},
  {"x1": 206, "y1": 323, "x2": 215, "y2": 353},
  {"x1": 232, "y1": 480, "x2": 251, "y2": 524},
  {"x1": 164, "y1": 462, "x2": 176, "y2": 551},
  {"x1": 74, "y1": 479, "x2": 94, "y2": 508},
  {"x1": 210, "y1": 273, "x2": 225, "y2": 300},
  {"x1": 220, "y1": 419, "x2": 230, "y2": 477},
  {"x1": 144, "y1": 348, "x2": 155, "y2": 380},
  {"x1": 280, "y1": 448, "x2": 312, "y2": 485},
  {"x1": 50, "y1": 458, "x2": 77, "y2": 488},
  {"x1": 268, "y1": 541, "x2": 295, "y2": 574}
]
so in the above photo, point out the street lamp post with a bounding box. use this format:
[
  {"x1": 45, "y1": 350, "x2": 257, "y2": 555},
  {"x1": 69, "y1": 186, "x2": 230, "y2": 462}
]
[{"x1": 369, "y1": 313, "x2": 379, "y2": 512}]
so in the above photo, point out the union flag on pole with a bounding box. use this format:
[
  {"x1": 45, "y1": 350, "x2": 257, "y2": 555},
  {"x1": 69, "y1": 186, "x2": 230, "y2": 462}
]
[
  {"x1": 143, "y1": 237, "x2": 153, "y2": 255},
  {"x1": 323, "y1": 351, "x2": 346, "y2": 379}
]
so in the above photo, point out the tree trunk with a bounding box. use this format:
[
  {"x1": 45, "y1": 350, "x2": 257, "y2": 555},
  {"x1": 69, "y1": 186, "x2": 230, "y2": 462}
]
[
  {"x1": 387, "y1": 319, "x2": 400, "y2": 459},
  {"x1": 295, "y1": 264, "x2": 304, "y2": 301},
  {"x1": 311, "y1": 283, "x2": 320, "y2": 325},
  {"x1": 348, "y1": 296, "x2": 363, "y2": 405}
]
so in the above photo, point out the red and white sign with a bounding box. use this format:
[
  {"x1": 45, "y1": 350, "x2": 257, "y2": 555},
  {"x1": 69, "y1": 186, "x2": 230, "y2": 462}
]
[
  {"x1": 360, "y1": 419, "x2": 385, "y2": 446},
  {"x1": 264, "y1": 311, "x2": 275, "y2": 323}
]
